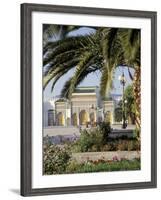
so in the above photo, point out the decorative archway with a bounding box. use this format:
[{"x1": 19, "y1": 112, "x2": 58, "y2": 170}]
[
  {"x1": 79, "y1": 110, "x2": 88, "y2": 125},
  {"x1": 72, "y1": 113, "x2": 78, "y2": 126},
  {"x1": 57, "y1": 112, "x2": 65, "y2": 126}
]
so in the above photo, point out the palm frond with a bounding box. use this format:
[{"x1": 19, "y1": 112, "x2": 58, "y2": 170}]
[
  {"x1": 43, "y1": 26, "x2": 141, "y2": 97},
  {"x1": 100, "y1": 65, "x2": 114, "y2": 97},
  {"x1": 119, "y1": 29, "x2": 140, "y2": 66},
  {"x1": 50, "y1": 70, "x2": 71, "y2": 92},
  {"x1": 68, "y1": 52, "x2": 93, "y2": 97},
  {"x1": 60, "y1": 78, "x2": 73, "y2": 98},
  {"x1": 61, "y1": 67, "x2": 100, "y2": 98},
  {"x1": 44, "y1": 48, "x2": 84, "y2": 68},
  {"x1": 128, "y1": 67, "x2": 134, "y2": 80},
  {"x1": 43, "y1": 33, "x2": 102, "y2": 91},
  {"x1": 43, "y1": 35, "x2": 94, "y2": 66},
  {"x1": 43, "y1": 58, "x2": 80, "y2": 89},
  {"x1": 43, "y1": 24, "x2": 81, "y2": 45}
]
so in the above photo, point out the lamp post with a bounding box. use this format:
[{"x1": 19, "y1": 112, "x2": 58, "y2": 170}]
[
  {"x1": 124, "y1": 99, "x2": 128, "y2": 124},
  {"x1": 119, "y1": 72, "x2": 127, "y2": 129}
]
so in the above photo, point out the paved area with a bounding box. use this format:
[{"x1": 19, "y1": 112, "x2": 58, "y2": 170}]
[
  {"x1": 111, "y1": 124, "x2": 136, "y2": 130},
  {"x1": 43, "y1": 126, "x2": 80, "y2": 136},
  {"x1": 72, "y1": 151, "x2": 140, "y2": 163},
  {"x1": 43, "y1": 125, "x2": 135, "y2": 138}
]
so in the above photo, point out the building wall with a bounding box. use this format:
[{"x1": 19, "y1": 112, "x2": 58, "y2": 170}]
[
  {"x1": 103, "y1": 101, "x2": 115, "y2": 124},
  {"x1": 55, "y1": 101, "x2": 71, "y2": 126},
  {"x1": 71, "y1": 93, "x2": 98, "y2": 126},
  {"x1": 43, "y1": 100, "x2": 55, "y2": 127},
  {"x1": 43, "y1": 91, "x2": 116, "y2": 127}
]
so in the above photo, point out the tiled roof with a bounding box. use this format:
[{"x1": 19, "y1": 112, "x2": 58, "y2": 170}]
[{"x1": 74, "y1": 86, "x2": 98, "y2": 93}]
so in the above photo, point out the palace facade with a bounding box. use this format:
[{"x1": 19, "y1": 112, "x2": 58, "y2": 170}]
[{"x1": 43, "y1": 86, "x2": 120, "y2": 127}]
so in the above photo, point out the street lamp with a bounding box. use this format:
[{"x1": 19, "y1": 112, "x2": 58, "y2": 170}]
[
  {"x1": 124, "y1": 99, "x2": 128, "y2": 125},
  {"x1": 119, "y1": 72, "x2": 127, "y2": 129}
]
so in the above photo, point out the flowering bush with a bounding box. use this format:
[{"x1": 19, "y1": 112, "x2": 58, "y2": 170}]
[{"x1": 43, "y1": 144, "x2": 71, "y2": 175}]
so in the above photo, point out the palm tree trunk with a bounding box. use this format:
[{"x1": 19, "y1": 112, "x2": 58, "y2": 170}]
[{"x1": 133, "y1": 66, "x2": 141, "y2": 130}]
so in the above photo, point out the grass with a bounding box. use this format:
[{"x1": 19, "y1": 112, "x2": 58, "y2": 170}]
[{"x1": 65, "y1": 159, "x2": 140, "y2": 174}]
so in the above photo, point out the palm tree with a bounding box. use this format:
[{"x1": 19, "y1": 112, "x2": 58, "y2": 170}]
[
  {"x1": 43, "y1": 32, "x2": 103, "y2": 95},
  {"x1": 43, "y1": 24, "x2": 80, "y2": 46},
  {"x1": 100, "y1": 28, "x2": 140, "y2": 129},
  {"x1": 43, "y1": 27, "x2": 141, "y2": 128}
]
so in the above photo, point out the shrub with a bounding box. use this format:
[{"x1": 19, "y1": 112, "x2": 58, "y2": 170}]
[
  {"x1": 66, "y1": 160, "x2": 81, "y2": 173},
  {"x1": 70, "y1": 122, "x2": 112, "y2": 153},
  {"x1": 98, "y1": 121, "x2": 111, "y2": 143},
  {"x1": 76, "y1": 128, "x2": 103, "y2": 152},
  {"x1": 43, "y1": 135, "x2": 52, "y2": 146},
  {"x1": 117, "y1": 140, "x2": 128, "y2": 151},
  {"x1": 99, "y1": 139, "x2": 140, "y2": 152},
  {"x1": 70, "y1": 123, "x2": 140, "y2": 153},
  {"x1": 128, "y1": 140, "x2": 140, "y2": 151},
  {"x1": 43, "y1": 144, "x2": 71, "y2": 174},
  {"x1": 133, "y1": 128, "x2": 140, "y2": 139}
]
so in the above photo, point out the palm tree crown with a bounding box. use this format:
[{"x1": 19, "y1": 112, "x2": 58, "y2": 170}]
[{"x1": 43, "y1": 27, "x2": 140, "y2": 98}]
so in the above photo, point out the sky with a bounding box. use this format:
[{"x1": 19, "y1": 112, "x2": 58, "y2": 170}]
[{"x1": 43, "y1": 26, "x2": 134, "y2": 100}]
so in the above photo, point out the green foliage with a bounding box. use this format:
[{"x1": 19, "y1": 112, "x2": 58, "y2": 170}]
[
  {"x1": 133, "y1": 127, "x2": 141, "y2": 139},
  {"x1": 114, "y1": 106, "x2": 122, "y2": 122},
  {"x1": 74, "y1": 128, "x2": 103, "y2": 152},
  {"x1": 43, "y1": 144, "x2": 71, "y2": 175},
  {"x1": 115, "y1": 84, "x2": 136, "y2": 123},
  {"x1": 66, "y1": 160, "x2": 81, "y2": 172},
  {"x1": 72, "y1": 122, "x2": 111, "y2": 152},
  {"x1": 100, "y1": 139, "x2": 140, "y2": 151},
  {"x1": 43, "y1": 27, "x2": 140, "y2": 98},
  {"x1": 43, "y1": 24, "x2": 80, "y2": 46},
  {"x1": 66, "y1": 159, "x2": 140, "y2": 173},
  {"x1": 70, "y1": 122, "x2": 140, "y2": 153},
  {"x1": 98, "y1": 121, "x2": 111, "y2": 144},
  {"x1": 101, "y1": 143, "x2": 117, "y2": 151},
  {"x1": 43, "y1": 33, "x2": 103, "y2": 96},
  {"x1": 124, "y1": 84, "x2": 136, "y2": 123}
]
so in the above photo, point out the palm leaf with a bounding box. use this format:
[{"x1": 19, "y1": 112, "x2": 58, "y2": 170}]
[
  {"x1": 119, "y1": 29, "x2": 140, "y2": 66},
  {"x1": 43, "y1": 35, "x2": 93, "y2": 62},
  {"x1": 61, "y1": 67, "x2": 100, "y2": 98},
  {"x1": 43, "y1": 58, "x2": 80, "y2": 89},
  {"x1": 100, "y1": 65, "x2": 114, "y2": 97},
  {"x1": 68, "y1": 52, "x2": 93, "y2": 97}
]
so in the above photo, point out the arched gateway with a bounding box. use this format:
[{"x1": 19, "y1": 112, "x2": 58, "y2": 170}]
[
  {"x1": 57, "y1": 112, "x2": 65, "y2": 126},
  {"x1": 79, "y1": 110, "x2": 88, "y2": 125}
]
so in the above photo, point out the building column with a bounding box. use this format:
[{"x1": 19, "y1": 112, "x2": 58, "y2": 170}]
[{"x1": 77, "y1": 110, "x2": 80, "y2": 126}]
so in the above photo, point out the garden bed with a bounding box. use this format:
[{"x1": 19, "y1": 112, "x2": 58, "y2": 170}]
[
  {"x1": 66, "y1": 159, "x2": 140, "y2": 174},
  {"x1": 43, "y1": 122, "x2": 141, "y2": 175}
]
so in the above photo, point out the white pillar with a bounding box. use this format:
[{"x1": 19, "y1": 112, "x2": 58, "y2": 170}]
[{"x1": 77, "y1": 110, "x2": 80, "y2": 126}]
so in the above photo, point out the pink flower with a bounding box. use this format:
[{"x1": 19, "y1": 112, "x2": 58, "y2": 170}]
[{"x1": 112, "y1": 156, "x2": 119, "y2": 161}]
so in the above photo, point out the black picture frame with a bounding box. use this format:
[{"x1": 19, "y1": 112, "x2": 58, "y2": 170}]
[{"x1": 21, "y1": 3, "x2": 157, "y2": 196}]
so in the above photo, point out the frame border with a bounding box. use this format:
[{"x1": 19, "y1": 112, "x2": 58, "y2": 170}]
[{"x1": 21, "y1": 3, "x2": 157, "y2": 196}]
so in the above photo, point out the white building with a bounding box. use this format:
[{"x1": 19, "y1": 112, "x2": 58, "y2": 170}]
[{"x1": 43, "y1": 86, "x2": 116, "y2": 127}]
